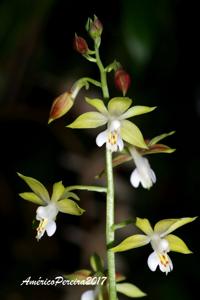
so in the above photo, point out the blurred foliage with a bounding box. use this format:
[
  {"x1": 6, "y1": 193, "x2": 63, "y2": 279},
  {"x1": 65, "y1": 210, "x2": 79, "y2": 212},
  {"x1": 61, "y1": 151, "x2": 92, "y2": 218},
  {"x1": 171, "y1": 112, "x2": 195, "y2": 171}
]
[{"x1": 0, "y1": 0, "x2": 199, "y2": 299}]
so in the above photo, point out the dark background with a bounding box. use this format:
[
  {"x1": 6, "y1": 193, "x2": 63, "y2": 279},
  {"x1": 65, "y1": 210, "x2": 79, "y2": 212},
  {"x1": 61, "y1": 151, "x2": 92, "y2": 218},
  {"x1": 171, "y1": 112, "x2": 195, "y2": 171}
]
[{"x1": 0, "y1": 0, "x2": 199, "y2": 299}]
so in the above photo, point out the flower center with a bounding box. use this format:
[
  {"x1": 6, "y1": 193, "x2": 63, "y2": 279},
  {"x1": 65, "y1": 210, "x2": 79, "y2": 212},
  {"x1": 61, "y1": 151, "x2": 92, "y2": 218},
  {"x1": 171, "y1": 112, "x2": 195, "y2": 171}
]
[
  {"x1": 108, "y1": 130, "x2": 118, "y2": 146},
  {"x1": 158, "y1": 253, "x2": 170, "y2": 268},
  {"x1": 36, "y1": 218, "x2": 48, "y2": 241}
]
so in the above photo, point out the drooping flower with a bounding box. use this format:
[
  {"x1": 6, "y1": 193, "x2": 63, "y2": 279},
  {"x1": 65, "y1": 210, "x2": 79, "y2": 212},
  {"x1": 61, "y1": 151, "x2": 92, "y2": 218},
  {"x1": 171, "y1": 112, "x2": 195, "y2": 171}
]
[
  {"x1": 112, "y1": 217, "x2": 197, "y2": 275},
  {"x1": 67, "y1": 97, "x2": 156, "y2": 152},
  {"x1": 129, "y1": 146, "x2": 156, "y2": 189},
  {"x1": 17, "y1": 173, "x2": 85, "y2": 241}
]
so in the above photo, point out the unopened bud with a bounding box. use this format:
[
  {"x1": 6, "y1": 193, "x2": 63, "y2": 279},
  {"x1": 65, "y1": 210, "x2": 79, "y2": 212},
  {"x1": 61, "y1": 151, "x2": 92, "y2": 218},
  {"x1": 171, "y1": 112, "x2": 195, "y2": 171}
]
[
  {"x1": 86, "y1": 16, "x2": 103, "y2": 40},
  {"x1": 114, "y1": 69, "x2": 131, "y2": 96},
  {"x1": 73, "y1": 34, "x2": 89, "y2": 54},
  {"x1": 48, "y1": 92, "x2": 73, "y2": 124}
]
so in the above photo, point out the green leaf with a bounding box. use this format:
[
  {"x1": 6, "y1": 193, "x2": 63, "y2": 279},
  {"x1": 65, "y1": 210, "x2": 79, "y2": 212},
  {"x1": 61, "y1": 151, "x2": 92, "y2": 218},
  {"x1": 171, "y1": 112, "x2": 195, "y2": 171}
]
[
  {"x1": 64, "y1": 269, "x2": 92, "y2": 280},
  {"x1": 148, "y1": 131, "x2": 175, "y2": 146},
  {"x1": 108, "y1": 97, "x2": 132, "y2": 116},
  {"x1": 90, "y1": 253, "x2": 104, "y2": 272},
  {"x1": 56, "y1": 199, "x2": 85, "y2": 215},
  {"x1": 112, "y1": 234, "x2": 150, "y2": 252},
  {"x1": 85, "y1": 97, "x2": 108, "y2": 115},
  {"x1": 116, "y1": 283, "x2": 146, "y2": 298},
  {"x1": 120, "y1": 106, "x2": 156, "y2": 120},
  {"x1": 135, "y1": 217, "x2": 154, "y2": 235},
  {"x1": 154, "y1": 217, "x2": 197, "y2": 237},
  {"x1": 165, "y1": 234, "x2": 192, "y2": 254},
  {"x1": 66, "y1": 112, "x2": 107, "y2": 128},
  {"x1": 51, "y1": 181, "x2": 65, "y2": 202},
  {"x1": 121, "y1": 120, "x2": 148, "y2": 149},
  {"x1": 17, "y1": 173, "x2": 50, "y2": 203},
  {"x1": 19, "y1": 192, "x2": 44, "y2": 205}
]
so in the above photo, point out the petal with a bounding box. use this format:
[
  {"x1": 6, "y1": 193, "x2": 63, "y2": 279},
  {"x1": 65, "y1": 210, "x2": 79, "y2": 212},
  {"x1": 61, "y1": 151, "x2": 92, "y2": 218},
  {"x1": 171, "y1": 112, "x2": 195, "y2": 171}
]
[
  {"x1": 85, "y1": 97, "x2": 108, "y2": 115},
  {"x1": 51, "y1": 181, "x2": 65, "y2": 202},
  {"x1": 165, "y1": 234, "x2": 192, "y2": 254},
  {"x1": 112, "y1": 234, "x2": 150, "y2": 252},
  {"x1": 135, "y1": 217, "x2": 154, "y2": 235},
  {"x1": 158, "y1": 253, "x2": 173, "y2": 274},
  {"x1": 150, "y1": 169, "x2": 156, "y2": 183},
  {"x1": 117, "y1": 136, "x2": 124, "y2": 151},
  {"x1": 36, "y1": 206, "x2": 48, "y2": 220},
  {"x1": 108, "y1": 97, "x2": 132, "y2": 116},
  {"x1": 147, "y1": 251, "x2": 159, "y2": 272},
  {"x1": 46, "y1": 220, "x2": 57, "y2": 236},
  {"x1": 130, "y1": 169, "x2": 141, "y2": 188},
  {"x1": 96, "y1": 129, "x2": 107, "y2": 147},
  {"x1": 154, "y1": 217, "x2": 197, "y2": 237},
  {"x1": 81, "y1": 290, "x2": 95, "y2": 300},
  {"x1": 67, "y1": 112, "x2": 107, "y2": 128},
  {"x1": 120, "y1": 105, "x2": 156, "y2": 120},
  {"x1": 17, "y1": 173, "x2": 50, "y2": 203},
  {"x1": 121, "y1": 120, "x2": 148, "y2": 149}
]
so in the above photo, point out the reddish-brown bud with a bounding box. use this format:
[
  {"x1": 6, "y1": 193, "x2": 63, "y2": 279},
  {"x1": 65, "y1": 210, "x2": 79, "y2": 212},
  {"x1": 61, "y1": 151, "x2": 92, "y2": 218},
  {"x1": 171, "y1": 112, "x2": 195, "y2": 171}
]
[
  {"x1": 48, "y1": 92, "x2": 73, "y2": 124},
  {"x1": 73, "y1": 34, "x2": 89, "y2": 54},
  {"x1": 86, "y1": 16, "x2": 103, "y2": 40},
  {"x1": 114, "y1": 69, "x2": 131, "y2": 96}
]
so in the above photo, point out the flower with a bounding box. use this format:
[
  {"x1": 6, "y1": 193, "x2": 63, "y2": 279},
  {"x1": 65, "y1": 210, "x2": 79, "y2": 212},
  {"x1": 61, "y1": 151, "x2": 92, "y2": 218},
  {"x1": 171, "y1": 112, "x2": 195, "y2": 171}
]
[
  {"x1": 81, "y1": 290, "x2": 95, "y2": 300},
  {"x1": 114, "y1": 68, "x2": 131, "y2": 96},
  {"x1": 36, "y1": 202, "x2": 58, "y2": 241},
  {"x1": 17, "y1": 173, "x2": 85, "y2": 241},
  {"x1": 129, "y1": 146, "x2": 156, "y2": 189},
  {"x1": 67, "y1": 97, "x2": 156, "y2": 152},
  {"x1": 112, "y1": 217, "x2": 197, "y2": 275}
]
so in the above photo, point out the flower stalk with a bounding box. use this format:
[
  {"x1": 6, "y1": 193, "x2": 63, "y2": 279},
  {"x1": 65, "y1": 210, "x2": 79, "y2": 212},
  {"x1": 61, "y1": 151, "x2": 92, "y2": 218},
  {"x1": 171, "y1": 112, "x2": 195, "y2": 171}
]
[{"x1": 95, "y1": 37, "x2": 117, "y2": 299}]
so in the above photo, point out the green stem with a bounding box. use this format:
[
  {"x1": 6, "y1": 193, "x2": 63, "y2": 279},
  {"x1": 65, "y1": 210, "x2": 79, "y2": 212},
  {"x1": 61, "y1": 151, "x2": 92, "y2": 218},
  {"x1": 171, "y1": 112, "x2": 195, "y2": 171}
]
[
  {"x1": 65, "y1": 185, "x2": 107, "y2": 193},
  {"x1": 95, "y1": 39, "x2": 117, "y2": 299},
  {"x1": 106, "y1": 148, "x2": 117, "y2": 300},
  {"x1": 95, "y1": 43, "x2": 109, "y2": 100}
]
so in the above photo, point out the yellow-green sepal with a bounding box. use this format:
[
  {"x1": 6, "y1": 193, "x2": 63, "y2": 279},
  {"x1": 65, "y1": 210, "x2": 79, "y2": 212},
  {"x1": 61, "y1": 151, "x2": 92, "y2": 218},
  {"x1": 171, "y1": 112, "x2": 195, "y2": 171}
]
[
  {"x1": 17, "y1": 173, "x2": 50, "y2": 203},
  {"x1": 19, "y1": 192, "x2": 45, "y2": 205},
  {"x1": 56, "y1": 199, "x2": 85, "y2": 215},
  {"x1": 116, "y1": 283, "x2": 146, "y2": 298},
  {"x1": 108, "y1": 97, "x2": 132, "y2": 115},
  {"x1": 154, "y1": 217, "x2": 197, "y2": 236},
  {"x1": 135, "y1": 217, "x2": 154, "y2": 235},
  {"x1": 165, "y1": 234, "x2": 193, "y2": 254},
  {"x1": 51, "y1": 181, "x2": 65, "y2": 202},
  {"x1": 121, "y1": 120, "x2": 148, "y2": 149},
  {"x1": 148, "y1": 131, "x2": 175, "y2": 146},
  {"x1": 111, "y1": 234, "x2": 150, "y2": 252},
  {"x1": 120, "y1": 106, "x2": 156, "y2": 120},
  {"x1": 66, "y1": 112, "x2": 107, "y2": 128},
  {"x1": 85, "y1": 97, "x2": 108, "y2": 115}
]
